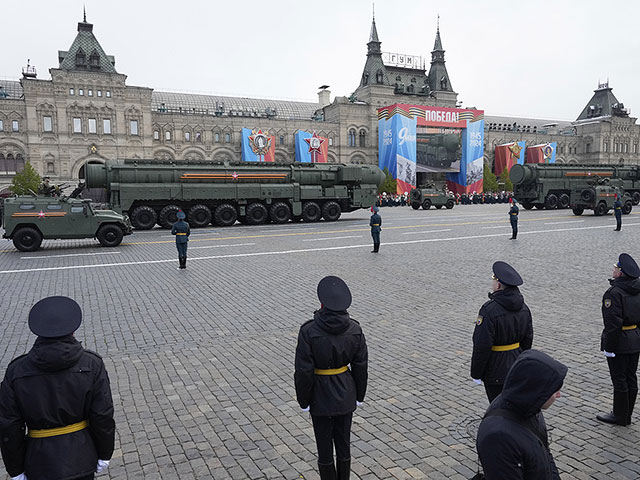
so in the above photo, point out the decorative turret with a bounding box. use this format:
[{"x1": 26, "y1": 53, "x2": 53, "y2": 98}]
[
  {"x1": 427, "y1": 18, "x2": 453, "y2": 93},
  {"x1": 356, "y1": 15, "x2": 390, "y2": 90},
  {"x1": 576, "y1": 81, "x2": 629, "y2": 121},
  {"x1": 57, "y1": 11, "x2": 117, "y2": 73}
]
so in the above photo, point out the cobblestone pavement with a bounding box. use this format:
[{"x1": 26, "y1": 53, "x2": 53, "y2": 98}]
[{"x1": 2, "y1": 204, "x2": 640, "y2": 479}]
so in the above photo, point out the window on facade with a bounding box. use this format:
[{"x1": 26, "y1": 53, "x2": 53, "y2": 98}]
[
  {"x1": 215, "y1": 133, "x2": 220, "y2": 142},
  {"x1": 224, "y1": 133, "x2": 230, "y2": 143},
  {"x1": 0, "y1": 120, "x2": 3, "y2": 131},
  {"x1": 88, "y1": 90, "x2": 93, "y2": 97},
  {"x1": 12, "y1": 120, "x2": 19, "y2": 132},
  {"x1": 586, "y1": 144, "x2": 591, "y2": 153},
  {"x1": 69, "y1": 88, "x2": 74, "y2": 95},
  {"x1": 165, "y1": 131, "x2": 171, "y2": 141},
  {"x1": 73, "y1": 118, "x2": 82, "y2": 133},
  {"x1": 624, "y1": 144, "x2": 629, "y2": 153},
  {"x1": 88, "y1": 118, "x2": 97, "y2": 134},
  {"x1": 329, "y1": 137, "x2": 333, "y2": 146},
  {"x1": 153, "y1": 130, "x2": 159, "y2": 140},
  {"x1": 634, "y1": 144, "x2": 638, "y2": 154},
  {"x1": 359, "y1": 130, "x2": 366, "y2": 148},
  {"x1": 614, "y1": 143, "x2": 619, "y2": 153},
  {"x1": 604, "y1": 142, "x2": 608, "y2": 152},
  {"x1": 195, "y1": 132, "x2": 202, "y2": 142},
  {"x1": 79, "y1": 89, "x2": 84, "y2": 96},
  {"x1": 106, "y1": 91, "x2": 111, "y2": 98},
  {"x1": 103, "y1": 119, "x2": 111, "y2": 135},
  {"x1": 184, "y1": 132, "x2": 191, "y2": 142},
  {"x1": 47, "y1": 162, "x2": 55, "y2": 173},
  {"x1": 348, "y1": 130, "x2": 356, "y2": 147},
  {"x1": 130, "y1": 120, "x2": 138, "y2": 136},
  {"x1": 279, "y1": 135, "x2": 285, "y2": 145},
  {"x1": 97, "y1": 90, "x2": 102, "y2": 97},
  {"x1": 43, "y1": 116, "x2": 53, "y2": 132}
]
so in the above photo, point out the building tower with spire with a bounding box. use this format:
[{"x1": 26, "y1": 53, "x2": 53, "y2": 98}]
[{"x1": 427, "y1": 19, "x2": 456, "y2": 103}]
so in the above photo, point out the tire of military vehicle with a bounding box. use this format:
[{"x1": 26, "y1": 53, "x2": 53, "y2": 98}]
[
  {"x1": 522, "y1": 203, "x2": 534, "y2": 210},
  {"x1": 12, "y1": 227, "x2": 43, "y2": 252},
  {"x1": 632, "y1": 192, "x2": 640, "y2": 205},
  {"x1": 534, "y1": 204, "x2": 544, "y2": 209},
  {"x1": 270, "y1": 202, "x2": 292, "y2": 224},
  {"x1": 572, "y1": 207, "x2": 584, "y2": 216},
  {"x1": 97, "y1": 224, "x2": 124, "y2": 247},
  {"x1": 446, "y1": 199, "x2": 454, "y2": 209},
  {"x1": 411, "y1": 203, "x2": 420, "y2": 210},
  {"x1": 422, "y1": 199, "x2": 432, "y2": 210},
  {"x1": 581, "y1": 189, "x2": 595, "y2": 203},
  {"x1": 545, "y1": 194, "x2": 559, "y2": 209},
  {"x1": 435, "y1": 204, "x2": 443, "y2": 209},
  {"x1": 623, "y1": 201, "x2": 633, "y2": 215},
  {"x1": 188, "y1": 204, "x2": 212, "y2": 228},
  {"x1": 130, "y1": 205, "x2": 157, "y2": 230},
  {"x1": 322, "y1": 201, "x2": 341, "y2": 221},
  {"x1": 302, "y1": 201, "x2": 322, "y2": 222},
  {"x1": 594, "y1": 201, "x2": 607, "y2": 216},
  {"x1": 558, "y1": 193, "x2": 570, "y2": 209},
  {"x1": 215, "y1": 204, "x2": 238, "y2": 227},
  {"x1": 158, "y1": 205, "x2": 181, "y2": 229},
  {"x1": 246, "y1": 203, "x2": 268, "y2": 225}
]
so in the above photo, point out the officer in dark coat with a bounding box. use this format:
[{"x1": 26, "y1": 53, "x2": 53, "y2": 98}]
[
  {"x1": 596, "y1": 253, "x2": 640, "y2": 426},
  {"x1": 0, "y1": 296, "x2": 115, "y2": 480},
  {"x1": 369, "y1": 206, "x2": 381, "y2": 253},
  {"x1": 613, "y1": 195, "x2": 622, "y2": 231},
  {"x1": 476, "y1": 349, "x2": 567, "y2": 480},
  {"x1": 171, "y1": 210, "x2": 190, "y2": 269},
  {"x1": 509, "y1": 199, "x2": 519, "y2": 239},
  {"x1": 471, "y1": 261, "x2": 534, "y2": 402},
  {"x1": 295, "y1": 276, "x2": 368, "y2": 480}
]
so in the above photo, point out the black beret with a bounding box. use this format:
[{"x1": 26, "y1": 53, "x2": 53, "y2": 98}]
[
  {"x1": 618, "y1": 253, "x2": 640, "y2": 279},
  {"x1": 493, "y1": 261, "x2": 523, "y2": 287},
  {"x1": 317, "y1": 276, "x2": 352, "y2": 311},
  {"x1": 28, "y1": 296, "x2": 82, "y2": 338}
]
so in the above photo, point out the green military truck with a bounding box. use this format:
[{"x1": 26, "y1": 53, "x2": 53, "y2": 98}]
[
  {"x1": 570, "y1": 178, "x2": 633, "y2": 216},
  {"x1": 409, "y1": 185, "x2": 455, "y2": 210},
  {"x1": 2, "y1": 194, "x2": 132, "y2": 251}
]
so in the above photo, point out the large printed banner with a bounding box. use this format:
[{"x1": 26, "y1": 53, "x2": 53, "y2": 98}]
[
  {"x1": 241, "y1": 128, "x2": 275, "y2": 162},
  {"x1": 494, "y1": 141, "x2": 526, "y2": 176},
  {"x1": 294, "y1": 131, "x2": 328, "y2": 163},
  {"x1": 377, "y1": 104, "x2": 484, "y2": 194},
  {"x1": 525, "y1": 143, "x2": 556, "y2": 164}
]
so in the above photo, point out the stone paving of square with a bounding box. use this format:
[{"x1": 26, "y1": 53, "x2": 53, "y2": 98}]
[{"x1": 1, "y1": 203, "x2": 640, "y2": 479}]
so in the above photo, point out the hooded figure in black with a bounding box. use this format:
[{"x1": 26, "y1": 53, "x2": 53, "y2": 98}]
[
  {"x1": 294, "y1": 276, "x2": 368, "y2": 480},
  {"x1": 476, "y1": 349, "x2": 568, "y2": 480},
  {"x1": 596, "y1": 253, "x2": 640, "y2": 426},
  {"x1": 0, "y1": 297, "x2": 115, "y2": 480},
  {"x1": 471, "y1": 261, "x2": 534, "y2": 402}
]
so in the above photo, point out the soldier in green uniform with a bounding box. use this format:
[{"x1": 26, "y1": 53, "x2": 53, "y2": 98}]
[
  {"x1": 38, "y1": 177, "x2": 56, "y2": 197},
  {"x1": 369, "y1": 206, "x2": 381, "y2": 253},
  {"x1": 171, "y1": 210, "x2": 190, "y2": 269},
  {"x1": 509, "y1": 199, "x2": 519, "y2": 239},
  {"x1": 613, "y1": 195, "x2": 622, "y2": 231}
]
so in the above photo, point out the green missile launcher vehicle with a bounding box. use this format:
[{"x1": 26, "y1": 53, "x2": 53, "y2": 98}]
[
  {"x1": 85, "y1": 160, "x2": 385, "y2": 230},
  {"x1": 409, "y1": 183, "x2": 455, "y2": 210},
  {"x1": 2, "y1": 193, "x2": 132, "y2": 252}
]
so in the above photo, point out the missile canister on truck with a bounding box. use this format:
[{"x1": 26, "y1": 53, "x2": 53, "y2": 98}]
[
  {"x1": 510, "y1": 163, "x2": 640, "y2": 209},
  {"x1": 85, "y1": 160, "x2": 385, "y2": 229}
]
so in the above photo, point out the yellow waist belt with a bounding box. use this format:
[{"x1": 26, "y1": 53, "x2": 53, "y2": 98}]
[
  {"x1": 622, "y1": 325, "x2": 637, "y2": 331},
  {"x1": 372, "y1": 224, "x2": 380, "y2": 226},
  {"x1": 314, "y1": 366, "x2": 348, "y2": 375},
  {"x1": 28, "y1": 420, "x2": 88, "y2": 439},
  {"x1": 176, "y1": 233, "x2": 187, "y2": 235},
  {"x1": 491, "y1": 342, "x2": 520, "y2": 352}
]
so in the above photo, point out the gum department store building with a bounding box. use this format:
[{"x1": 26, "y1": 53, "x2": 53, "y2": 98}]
[{"x1": 1, "y1": 15, "x2": 639, "y2": 192}]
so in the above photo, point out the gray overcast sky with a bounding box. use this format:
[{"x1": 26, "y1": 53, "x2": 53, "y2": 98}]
[{"x1": 3, "y1": 0, "x2": 638, "y2": 121}]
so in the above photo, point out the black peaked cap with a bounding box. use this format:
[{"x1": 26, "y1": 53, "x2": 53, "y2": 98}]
[
  {"x1": 618, "y1": 253, "x2": 640, "y2": 278},
  {"x1": 28, "y1": 296, "x2": 82, "y2": 338},
  {"x1": 317, "y1": 276, "x2": 352, "y2": 311},
  {"x1": 493, "y1": 261, "x2": 523, "y2": 287}
]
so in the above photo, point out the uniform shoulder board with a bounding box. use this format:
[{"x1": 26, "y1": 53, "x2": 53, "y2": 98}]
[{"x1": 83, "y1": 349, "x2": 104, "y2": 360}]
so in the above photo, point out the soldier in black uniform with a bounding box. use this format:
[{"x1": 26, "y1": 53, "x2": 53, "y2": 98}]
[
  {"x1": 476, "y1": 349, "x2": 567, "y2": 479},
  {"x1": 596, "y1": 253, "x2": 640, "y2": 426},
  {"x1": 171, "y1": 210, "x2": 190, "y2": 269},
  {"x1": 0, "y1": 296, "x2": 115, "y2": 480},
  {"x1": 369, "y1": 206, "x2": 381, "y2": 253},
  {"x1": 509, "y1": 199, "x2": 519, "y2": 239},
  {"x1": 471, "y1": 261, "x2": 534, "y2": 402},
  {"x1": 613, "y1": 195, "x2": 622, "y2": 231},
  {"x1": 295, "y1": 276, "x2": 368, "y2": 480}
]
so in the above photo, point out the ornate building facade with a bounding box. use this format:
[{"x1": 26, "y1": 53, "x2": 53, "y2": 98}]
[{"x1": 1, "y1": 15, "x2": 639, "y2": 191}]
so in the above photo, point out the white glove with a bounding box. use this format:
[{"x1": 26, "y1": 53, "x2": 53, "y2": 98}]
[
  {"x1": 301, "y1": 406, "x2": 310, "y2": 412},
  {"x1": 11, "y1": 474, "x2": 27, "y2": 480},
  {"x1": 96, "y1": 459, "x2": 110, "y2": 473},
  {"x1": 472, "y1": 378, "x2": 483, "y2": 385},
  {"x1": 356, "y1": 401, "x2": 363, "y2": 407},
  {"x1": 603, "y1": 351, "x2": 616, "y2": 358}
]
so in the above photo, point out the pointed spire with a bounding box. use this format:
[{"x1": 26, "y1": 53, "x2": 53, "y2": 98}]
[
  {"x1": 369, "y1": 15, "x2": 380, "y2": 43},
  {"x1": 433, "y1": 16, "x2": 443, "y2": 51},
  {"x1": 83, "y1": 4, "x2": 87, "y2": 23}
]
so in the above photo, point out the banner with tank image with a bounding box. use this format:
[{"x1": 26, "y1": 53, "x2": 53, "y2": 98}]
[
  {"x1": 446, "y1": 116, "x2": 485, "y2": 194},
  {"x1": 378, "y1": 112, "x2": 417, "y2": 193}
]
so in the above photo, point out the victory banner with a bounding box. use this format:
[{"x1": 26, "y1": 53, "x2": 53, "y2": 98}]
[
  {"x1": 378, "y1": 113, "x2": 417, "y2": 193},
  {"x1": 241, "y1": 128, "x2": 275, "y2": 162},
  {"x1": 446, "y1": 118, "x2": 485, "y2": 193},
  {"x1": 494, "y1": 141, "x2": 525, "y2": 176},
  {"x1": 525, "y1": 143, "x2": 556, "y2": 164},
  {"x1": 294, "y1": 131, "x2": 328, "y2": 163}
]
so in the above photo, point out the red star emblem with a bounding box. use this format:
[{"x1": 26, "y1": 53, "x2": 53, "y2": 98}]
[
  {"x1": 38, "y1": 210, "x2": 46, "y2": 219},
  {"x1": 304, "y1": 132, "x2": 326, "y2": 163},
  {"x1": 232, "y1": 171, "x2": 238, "y2": 179}
]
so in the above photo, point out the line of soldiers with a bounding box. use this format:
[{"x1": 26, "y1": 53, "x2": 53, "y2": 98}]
[{"x1": 458, "y1": 191, "x2": 514, "y2": 205}]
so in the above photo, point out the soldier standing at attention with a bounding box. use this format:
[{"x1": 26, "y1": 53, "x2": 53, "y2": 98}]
[
  {"x1": 613, "y1": 194, "x2": 622, "y2": 231},
  {"x1": 509, "y1": 198, "x2": 519, "y2": 239},
  {"x1": 171, "y1": 210, "x2": 190, "y2": 269},
  {"x1": 0, "y1": 296, "x2": 115, "y2": 480},
  {"x1": 596, "y1": 253, "x2": 640, "y2": 426},
  {"x1": 295, "y1": 276, "x2": 368, "y2": 480},
  {"x1": 369, "y1": 206, "x2": 381, "y2": 253},
  {"x1": 471, "y1": 261, "x2": 534, "y2": 402}
]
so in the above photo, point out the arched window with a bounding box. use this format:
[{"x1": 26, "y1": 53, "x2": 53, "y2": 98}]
[
  {"x1": 5, "y1": 154, "x2": 16, "y2": 174},
  {"x1": 0, "y1": 154, "x2": 5, "y2": 174},
  {"x1": 359, "y1": 130, "x2": 366, "y2": 148},
  {"x1": 407, "y1": 84, "x2": 414, "y2": 93},
  {"x1": 15, "y1": 154, "x2": 25, "y2": 172},
  {"x1": 376, "y1": 70, "x2": 384, "y2": 84},
  {"x1": 75, "y1": 49, "x2": 86, "y2": 68},
  {"x1": 89, "y1": 50, "x2": 100, "y2": 69},
  {"x1": 348, "y1": 129, "x2": 356, "y2": 147}
]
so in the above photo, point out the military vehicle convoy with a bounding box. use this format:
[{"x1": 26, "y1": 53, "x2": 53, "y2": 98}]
[
  {"x1": 510, "y1": 163, "x2": 640, "y2": 209},
  {"x1": 569, "y1": 178, "x2": 632, "y2": 216},
  {"x1": 409, "y1": 184, "x2": 455, "y2": 210},
  {"x1": 2, "y1": 194, "x2": 132, "y2": 251},
  {"x1": 85, "y1": 160, "x2": 385, "y2": 229}
]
